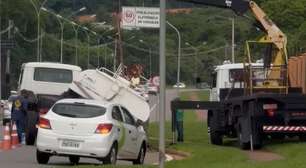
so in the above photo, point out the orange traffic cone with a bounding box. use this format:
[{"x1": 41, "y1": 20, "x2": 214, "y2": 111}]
[
  {"x1": 11, "y1": 123, "x2": 19, "y2": 149},
  {"x1": 0, "y1": 137, "x2": 3, "y2": 151},
  {"x1": 3, "y1": 124, "x2": 11, "y2": 150},
  {"x1": 0, "y1": 125, "x2": 4, "y2": 150}
]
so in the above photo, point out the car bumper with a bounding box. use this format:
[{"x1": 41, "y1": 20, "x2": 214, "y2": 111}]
[{"x1": 36, "y1": 128, "x2": 114, "y2": 158}]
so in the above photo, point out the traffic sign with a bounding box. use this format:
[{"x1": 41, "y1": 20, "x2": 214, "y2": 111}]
[
  {"x1": 152, "y1": 76, "x2": 160, "y2": 87},
  {"x1": 122, "y1": 7, "x2": 160, "y2": 28}
]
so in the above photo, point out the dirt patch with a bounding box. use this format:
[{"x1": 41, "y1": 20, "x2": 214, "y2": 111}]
[
  {"x1": 189, "y1": 93, "x2": 207, "y2": 121},
  {"x1": 244, "y1": 150, "x2": 284, "y2": 161},
  {"x1": 166, "y1": 149, "x2": 191, "y2": 161}
]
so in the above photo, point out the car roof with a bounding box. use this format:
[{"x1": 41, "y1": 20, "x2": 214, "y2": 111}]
[
  {"x1": 55, "y1": 98, "x2": 112, "y2": 107},
  {"x1": 23, "y1": 62, "x2": 82, "y2": 71}
]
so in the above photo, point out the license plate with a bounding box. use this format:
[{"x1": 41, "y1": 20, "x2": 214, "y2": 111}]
[{"x1": 61, "y1": 140, "x2": 80, "y2": 148}]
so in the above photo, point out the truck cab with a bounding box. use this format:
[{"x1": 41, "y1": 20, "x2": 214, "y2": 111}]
[
  {"x1": 17, "y1": 62, "x2": 81, "y2": 145},
  {"x1": 18, "y1": 62, "x2": 81, "y2": 96},
  {"x1": 210, "y1": 61, "x2": 263, "y2": 101}
]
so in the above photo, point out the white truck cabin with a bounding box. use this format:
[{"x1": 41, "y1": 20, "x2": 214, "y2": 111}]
[{"x1": 18, "y1": 62, "x2": 81, "y2": 95}]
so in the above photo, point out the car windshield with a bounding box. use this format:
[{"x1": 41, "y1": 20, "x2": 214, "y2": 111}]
[
  {"x1": 52, "y1": 103, "x2": 106, "y2": 118},
  {"x1": 34, "y1": 67, "x2": 73, "y2": 83}
]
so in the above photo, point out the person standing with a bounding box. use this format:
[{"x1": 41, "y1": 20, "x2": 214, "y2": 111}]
[
  {"x1": 176, "y1": 108, "x2": 184, "y2": 142},
  {"x1": 10, "y1": 90, "x2": 28, "y2": 143}
]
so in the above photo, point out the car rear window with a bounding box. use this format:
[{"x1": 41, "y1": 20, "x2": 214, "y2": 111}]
[
  {"x1": 52, "y1": 103, "x2": 106, "y2": 118},
  {"x1": 34, "y1": 67, "x2": 73, "y2": 83}
]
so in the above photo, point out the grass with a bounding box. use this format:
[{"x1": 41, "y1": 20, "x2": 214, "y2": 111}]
[
  {"x1": 149, "y1": 90, "x2": 306, "y2": 168},
  {"x1": 75, "y1": 90, "x2": 306, "y2": 168}
]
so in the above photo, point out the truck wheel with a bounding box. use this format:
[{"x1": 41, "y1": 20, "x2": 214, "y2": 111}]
[
  {"x1": 299, "y1": 134, "x2": 306, "y2": 141},
  {"x1": 271, "y1": 134, "x2": 285, "y2": 140},
  {"x1": 237, "y1": 120, "x2": 250, "y2": 150},
  {"x1": 25, "y1": 110, "x2": 38, "y2": 145},
  {"x1": 208, "y1": 112, "x2": 223, "y2": 145},
  {"x1": 251, "y1": 124, "x2": 263, "y2": 150}
]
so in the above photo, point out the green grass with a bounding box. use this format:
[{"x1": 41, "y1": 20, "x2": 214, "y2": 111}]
[
  {"x1": 76, "y1": 90, "x2": 306, "y2": 168},
  {"x1": 149, "y1": 90, "x2": 306, "y2": 168}
]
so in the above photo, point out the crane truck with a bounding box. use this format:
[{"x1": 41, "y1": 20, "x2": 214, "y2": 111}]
[{"x1": 172, "y1": 0, "x2": 306, "y2": 149}]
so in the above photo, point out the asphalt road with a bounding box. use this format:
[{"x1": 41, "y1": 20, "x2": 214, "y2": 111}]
[
  {"x1": 0, "y1": 145, "x2": 159, "y2": 168},
  {"x1": 148, "y1": 89, "x2": 178, "y2": 122}
]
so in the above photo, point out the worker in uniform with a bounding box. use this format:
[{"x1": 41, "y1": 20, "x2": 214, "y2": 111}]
[
  {"x1": 176, "y1": 108, "x2": 184, "y2": 142},
  {"x1": 10, "y1": 90, "x2": 28, "y2": 143}
]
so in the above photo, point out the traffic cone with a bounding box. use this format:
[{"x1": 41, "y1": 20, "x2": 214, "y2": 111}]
[
  {"x1": 2, "y1": 124, "x2": 11, "y2": 150},
  {"x1": 0, "y1": 130, "x2": 3, "y2": 150},
  {"x1": 0, "y1": 141, "x2": 3, "y2": 150},
  {"x1": 11, "y1": 123, "x2": 19, "y2": 149},
  {"x1": 0, "y1": 124, "x2": 4, "y2": 150}
]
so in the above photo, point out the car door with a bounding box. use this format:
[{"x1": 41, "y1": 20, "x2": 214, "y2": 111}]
[
  {"x1": 111, "y1": 105, "x2": 127, "y2": 157},
  {"x1": 120, "y1": 106, "x2": 138, "y2": 158}
]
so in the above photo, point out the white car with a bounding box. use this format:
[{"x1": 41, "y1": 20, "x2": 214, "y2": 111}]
[
  {"x1": 173, "y1": 82, "x2": 186, "y2": 88},
  {"x1": 36, "y1": 99, "x2": 147, "y2": 165},
  {"x1": 1, "y1": 100, "x2": 12, "y2": 126}
]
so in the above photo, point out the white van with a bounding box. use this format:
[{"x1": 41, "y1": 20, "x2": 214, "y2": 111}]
[
  {"x1": 18, "y1": 62, "x2": 81, "y2": 95},
  {"x1": 17, "y1": 62, "x2": 81, "y2": 145}
]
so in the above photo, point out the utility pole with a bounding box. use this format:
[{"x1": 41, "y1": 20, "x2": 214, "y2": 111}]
[
  {"x1": 114, "y1": 0, "x2": 124, "y2": 69},
  {"x1": 159, "y1": 1, "x2": 166, "y2": 168},
  {"x1": 0, "y1": 2, "x2": 2, "y2": 99},
  {"x1": 231, "y1": 17, "x2": 235, "y2": 63},
  {"x1": 6, "y1": 20, "x2": 13, "y2": 98}
]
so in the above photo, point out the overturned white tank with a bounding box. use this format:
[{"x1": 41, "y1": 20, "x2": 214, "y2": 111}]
[{"x1": 69, "y1": 68, "x2": 150, "y2": 122}]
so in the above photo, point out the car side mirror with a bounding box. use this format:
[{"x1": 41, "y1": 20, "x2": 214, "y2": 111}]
[{"x1": 135, "y1": 119, "x2": 143, "y2": 127}]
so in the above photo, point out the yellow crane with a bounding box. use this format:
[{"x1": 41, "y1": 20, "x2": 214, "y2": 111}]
[{"x1": 180, "y1": 0, "x2": 288, "y2": 94}]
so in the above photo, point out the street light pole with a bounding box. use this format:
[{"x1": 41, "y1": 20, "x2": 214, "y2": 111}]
[
  {"x1": 41, "y1": 7, "x2": 87, "y2": 63},
  {"x1": 67, "y1": 6, "x2": 86, "y2": 19},
  {"x1": 54, "y1": 14, "x2": 64, "y2": 63},
  {"x1": 231, "y1": 17, "x2": 235, "y2": 63},
  {"x1": 71, "y1": 22, "x2": 80, "y2": 65},
  {"x1": 166, "y1": 21, "x2": 181, "y2": 85},
  {"x1": 185, "y1": 42, "x2": 198, "y2": 85},
  {"x1": 30, "y1": 0, "x2": 48, "y2": 62},
  {"x1": 82, "y1": 27, "x2": 90, "y2": 68},
  {"x1": 215, "y1": 16, "x2": 235, "y2": 63}
]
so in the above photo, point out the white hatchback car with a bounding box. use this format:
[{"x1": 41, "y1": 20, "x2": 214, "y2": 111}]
[{"x1": 36, "y1": 99, "x2": 147, "y2": 165}]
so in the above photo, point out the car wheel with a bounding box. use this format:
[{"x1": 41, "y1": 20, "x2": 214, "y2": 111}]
[
  {"x1": 36, "y1": 150, "x2": 50, "y2": 164},
  {"x1": 69, "y1": 156, "x2": 80, "y2": 165},
  {"x1": 103, "y1": 143, "x2": 117, "y2": 165},
  {"x1": 133, "y1": 143, "x2": 146, "y2": 165}
]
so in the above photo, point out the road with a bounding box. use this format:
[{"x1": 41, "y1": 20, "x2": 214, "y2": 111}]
[
  {"x1": 0, "y1": 146, "x2": 159, "y2": 168},
  {"x1": 148, "y1": 89, "x2": 178, "y2": 122}
]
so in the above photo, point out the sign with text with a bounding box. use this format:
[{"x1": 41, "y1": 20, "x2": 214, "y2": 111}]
[{"x1": 122, "y1": 7, "x2": 160, "y2": 28}]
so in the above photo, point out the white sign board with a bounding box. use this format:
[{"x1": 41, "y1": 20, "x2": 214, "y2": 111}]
[{"x1": 122, "y1": 7, "x2": 160, "y2": 28}]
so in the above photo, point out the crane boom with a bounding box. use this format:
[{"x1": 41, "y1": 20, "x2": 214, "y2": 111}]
[
  {"x1": 180, "y1": 0, "x2": 287, "y2": 51},
  {"x1": 179, "y1": 0, "x2": 289, "y2": 92}
]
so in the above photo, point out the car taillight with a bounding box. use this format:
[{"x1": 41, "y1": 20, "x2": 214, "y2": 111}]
[
  {"x1": 39, "y1": 108, "x2": 49, "y2": 115},
  {"x1": 39, "y1": 117, "x2": 52, "y2": 129},
  {"x1": 95, "y1": 124, "x2": 113, "y2": 134},
  {"x1": 263, "y1": 104, "x2": 277, "y2": 117}
]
